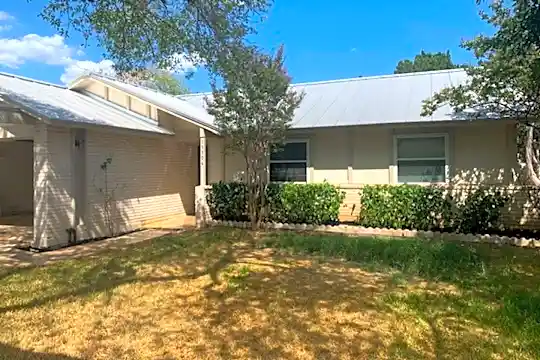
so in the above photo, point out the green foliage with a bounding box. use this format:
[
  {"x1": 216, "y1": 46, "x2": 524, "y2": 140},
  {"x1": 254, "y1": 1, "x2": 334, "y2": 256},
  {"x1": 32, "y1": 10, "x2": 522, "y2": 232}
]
[
  {"x1": 262, "y1": 232, "x2": 482, "y2": 281},
  {"x1": 394, "y1": 50, "x2": 466, "y2": 74},
  {"x1": 206, "y1": 182, "x2": 247, "y2": 221},
  {"x1": 457, "y1": 188, "x2": 509, "y2": 234},
  {"x1": 117, "y1": 69, "x2": 189, "y2": 95},
  {"x1": 222, "y1": 265, "x2": 251, "y2": 291},
  {"x1": 40, "y1": 0, "x2": 271, "y2": 72},
  {"x1": 358, "y1": 185, "x2": 508, "y2": 234},
  {"x1": 358, "y1": 185, "x2": 453, "y2": 230},
  {"x1": 206, "y1": 44, "x2": 304, "y2": 227},
  {"x1": 421, "y1": 2, "x2": 540, "y2": 186},
  {"x1": 207, "y1": 182, "x2": 345, "y2": 225},
  {"x1": 271, "y1": 182, "x2": 345, "y2": 224}
]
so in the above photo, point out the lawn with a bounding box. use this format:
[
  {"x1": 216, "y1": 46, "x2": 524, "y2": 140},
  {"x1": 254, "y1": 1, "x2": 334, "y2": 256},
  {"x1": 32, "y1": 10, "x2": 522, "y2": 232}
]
[{"x1": 0, "y1": 228, "x2": 539, "y2": 360}]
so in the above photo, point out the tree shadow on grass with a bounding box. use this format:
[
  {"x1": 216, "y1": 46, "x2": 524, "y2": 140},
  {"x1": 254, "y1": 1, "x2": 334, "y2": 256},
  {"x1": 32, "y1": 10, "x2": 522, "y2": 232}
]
[
  {"x1": 0, "y1": 342, "x2": 81, "y2": 359},
  {"x1": 1, "y1": 228, "x2": 540, "y2": 359}
]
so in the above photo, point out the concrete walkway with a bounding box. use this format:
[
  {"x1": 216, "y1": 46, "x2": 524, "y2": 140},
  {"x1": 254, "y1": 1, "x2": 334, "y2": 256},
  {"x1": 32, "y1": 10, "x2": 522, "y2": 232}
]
[{"x1": 0, "y1": 229, "x2": 175, "y2": 268}]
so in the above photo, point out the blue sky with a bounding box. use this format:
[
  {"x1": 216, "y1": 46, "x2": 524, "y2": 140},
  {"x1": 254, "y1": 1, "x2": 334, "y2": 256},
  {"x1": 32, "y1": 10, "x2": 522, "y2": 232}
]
[{"x1": 0, "y1": 1, "x2": 492, "y2": 93}]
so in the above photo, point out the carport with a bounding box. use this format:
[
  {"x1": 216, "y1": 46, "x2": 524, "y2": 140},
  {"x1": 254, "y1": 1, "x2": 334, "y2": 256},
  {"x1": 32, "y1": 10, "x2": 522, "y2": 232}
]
[{"x1": 0, "y1": 99, "x2": 35, "y2": 248}]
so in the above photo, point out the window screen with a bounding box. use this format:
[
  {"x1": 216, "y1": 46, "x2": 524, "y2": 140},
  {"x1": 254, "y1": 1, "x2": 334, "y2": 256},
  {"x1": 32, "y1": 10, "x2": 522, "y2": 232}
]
[
  {"x1": 270, "y1": 142, "x2": 308, "y2": 182},
  {"x1": 396, "y1": 136, "x2": 446, "y2": 183}
]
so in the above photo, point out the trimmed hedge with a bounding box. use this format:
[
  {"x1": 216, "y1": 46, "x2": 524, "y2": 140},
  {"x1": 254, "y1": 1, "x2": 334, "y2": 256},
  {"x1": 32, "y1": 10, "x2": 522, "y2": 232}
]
[
  {"x1": 207, "y1": 182, "x2": 345, "y2": 225},
  {"x1": 358, "y1": 184, "x2": 509, "y2": 234}
]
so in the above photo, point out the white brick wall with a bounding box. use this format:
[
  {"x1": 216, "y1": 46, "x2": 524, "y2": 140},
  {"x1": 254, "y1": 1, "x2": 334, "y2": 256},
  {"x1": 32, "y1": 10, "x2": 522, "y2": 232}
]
[
  {"x1": 33, "y1": 124, "x2": 198, "y2": 249},
  {"x1": 33, "y1": 124, "x2": 73, "y2": 249},
  {"x1": 79, "y1": 128, "x2": 197, "y2": 239}
]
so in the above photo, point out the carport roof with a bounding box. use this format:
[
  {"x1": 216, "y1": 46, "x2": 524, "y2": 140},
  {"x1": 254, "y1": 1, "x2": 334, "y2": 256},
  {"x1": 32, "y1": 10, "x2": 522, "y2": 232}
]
[{"x1": 0, "y1": 72, "x2": 173, "y2": 135}]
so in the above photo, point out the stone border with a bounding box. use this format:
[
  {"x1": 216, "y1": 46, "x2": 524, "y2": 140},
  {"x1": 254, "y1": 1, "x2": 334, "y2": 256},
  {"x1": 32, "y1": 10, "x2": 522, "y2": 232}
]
[{"x1": 207, "y1": 220, "x2": 540, "y2": 248}]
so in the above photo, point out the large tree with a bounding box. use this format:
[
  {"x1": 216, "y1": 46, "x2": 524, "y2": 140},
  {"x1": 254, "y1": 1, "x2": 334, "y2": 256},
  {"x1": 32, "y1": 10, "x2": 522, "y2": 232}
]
[
  {"x1": 422, "y1": 0, "x2": 540, "y2": 186},
  {"x1": 206, "y1": 44, "x2": 303, "y2": 229},
  {"x1": 39, "y1": 0, "x2": 271, "y2": 72},
  {"x1": 394, "y1": 50, "x2": 466, "y2": 74}
]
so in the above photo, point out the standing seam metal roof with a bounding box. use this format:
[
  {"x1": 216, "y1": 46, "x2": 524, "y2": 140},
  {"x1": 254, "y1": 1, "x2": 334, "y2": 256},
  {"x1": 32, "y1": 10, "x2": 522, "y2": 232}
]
[
  {"x1": 178, "y1": 68, "x2": 470, "y2": 129},
  {"x1": 0, "y1": 72, "x2": 172, "y2": 135}
]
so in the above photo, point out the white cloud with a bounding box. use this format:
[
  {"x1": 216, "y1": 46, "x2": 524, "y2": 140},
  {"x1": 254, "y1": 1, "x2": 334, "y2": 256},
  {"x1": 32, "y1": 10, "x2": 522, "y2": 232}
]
[
  {"x1": 0, "y1": 34, "x2": 74, "y2": 68},
  {"x1": 0, "y1": 11, "x2": 14, "y2": 21},
  {"x1": 166, "y1": 53, "x2": 200, "y2": 74},
  {"x1": 60, "y1": 59, "x2": 116, "y2": 84},
  {"x1": 0, "y1": 11, "x2": 14, "y2": 32},
  {"x1": 0, "y1": 27, "x2": 200, "y2": 84}
]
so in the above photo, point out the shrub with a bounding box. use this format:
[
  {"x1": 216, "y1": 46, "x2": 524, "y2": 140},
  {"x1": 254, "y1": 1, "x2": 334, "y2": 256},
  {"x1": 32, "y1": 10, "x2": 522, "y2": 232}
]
[
  {"x1": 456, "y1": 188, "x2": 508, "y2": 234},
  {"x1": 358, "y1": 185, "x2": 453, "y2": 231},
  {"x1": 274, "y1": 183, "x2": 345, "y2": 224},
  {"x1": 207, "y1": 181, "x2": 345, "y2": 225},
  {"x1": 206, "y1": 182, "x2": 247, "y2": 221},
  {"x1": 358, "y1": 185, "x2": 509, "y2": 234}
]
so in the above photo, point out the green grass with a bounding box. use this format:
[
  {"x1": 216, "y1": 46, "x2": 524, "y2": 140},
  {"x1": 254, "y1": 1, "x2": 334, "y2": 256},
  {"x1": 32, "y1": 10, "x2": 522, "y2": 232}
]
[
  {"x1": 0, "y1": 228, "x2": 539, "y2": 359},
  {"x1": 262, "y1": 231, "x2": 540, "y2": 358}
]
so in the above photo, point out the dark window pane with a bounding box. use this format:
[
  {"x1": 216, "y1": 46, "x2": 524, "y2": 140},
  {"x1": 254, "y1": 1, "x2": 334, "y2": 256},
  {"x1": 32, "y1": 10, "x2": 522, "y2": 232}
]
[
  {"x1": 397, "y1": 159, "x2": 446, "y2": 183},
  {"x1": 271, "y1": 142, "x2": 307, "y2": 161},
  {"x1": 270, "y1": 162, "x2": 307, "y2": 182},
  {"x1": 397, "y1": 137, "x2": 445, "y2": 159}
]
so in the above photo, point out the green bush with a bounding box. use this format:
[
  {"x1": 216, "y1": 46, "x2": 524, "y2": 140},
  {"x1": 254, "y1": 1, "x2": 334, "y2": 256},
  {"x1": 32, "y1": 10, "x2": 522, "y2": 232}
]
[
  {"x1": 358, "y1": 185, "x2": 453, "y2": 231},
  {"x1": 456, "y1": 188, "x2": 508, "y2": 234},
  {"x1": 358, "y1": 185, "x2": 508, "y2": 234},
  {"x1": 274, "y1": 183, "x2": 345, "y2": 224},
  {"x1": 207, "y1": 181, "x2": 345, "y2": 225},
  {"x1": 206, "y1": 182, "x2": 248, "y2": 221}
]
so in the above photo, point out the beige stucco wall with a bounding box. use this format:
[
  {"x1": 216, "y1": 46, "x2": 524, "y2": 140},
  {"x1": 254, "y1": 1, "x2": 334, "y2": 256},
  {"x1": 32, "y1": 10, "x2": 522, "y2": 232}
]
[
  {"x1": 33, "y1": 123, "x2": 197, "y2": 249},
  {"x1": 0, "y1": 140, "x2": 33, "y2": 215},
  {"x1": 216, "y1": 121, "x2": 517, "y2": 186},
  {"x1": 211, "y1": 121, "x2": 534, "y2": 227}
]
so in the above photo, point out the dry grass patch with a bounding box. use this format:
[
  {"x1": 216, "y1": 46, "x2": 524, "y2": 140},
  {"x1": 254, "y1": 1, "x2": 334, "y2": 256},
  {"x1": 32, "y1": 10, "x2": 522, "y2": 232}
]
[{"x1": 0, "y1": 228, "x2": 539, "y2": 359}]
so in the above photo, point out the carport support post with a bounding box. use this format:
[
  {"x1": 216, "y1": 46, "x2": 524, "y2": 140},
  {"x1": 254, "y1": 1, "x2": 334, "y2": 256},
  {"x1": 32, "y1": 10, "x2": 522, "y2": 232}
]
[
  {"x1": 195, "y1": 128, "x2": 209, "y2": 228},
  {"x1": 199, "y1": 128, "x2": 206, "y2": 186}
]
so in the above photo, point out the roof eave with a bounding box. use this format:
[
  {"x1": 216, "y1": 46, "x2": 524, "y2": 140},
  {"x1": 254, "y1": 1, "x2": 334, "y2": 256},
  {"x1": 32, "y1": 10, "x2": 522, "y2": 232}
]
[
  {"x1": 69, "y1": 74, "x2": 221, "y2": 136},
  {"x1": 1, "y1": 93, "x2": 174, "y2": 136}
]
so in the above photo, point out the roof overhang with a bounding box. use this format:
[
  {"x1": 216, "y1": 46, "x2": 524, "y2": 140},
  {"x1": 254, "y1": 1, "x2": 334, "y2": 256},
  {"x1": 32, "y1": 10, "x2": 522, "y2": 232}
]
[
  {"x1": 0, "y1": 93, "x2": 173, "y2": 137},
  {"x1": 69, "y1": 75, "x2": 221, "y2": 136}
]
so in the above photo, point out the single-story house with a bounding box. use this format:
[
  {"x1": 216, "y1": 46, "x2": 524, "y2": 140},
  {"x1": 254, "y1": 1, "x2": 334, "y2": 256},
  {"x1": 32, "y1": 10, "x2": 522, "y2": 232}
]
[{"x1": 0, "y1": 68, "x2": 535, "y2": 250}]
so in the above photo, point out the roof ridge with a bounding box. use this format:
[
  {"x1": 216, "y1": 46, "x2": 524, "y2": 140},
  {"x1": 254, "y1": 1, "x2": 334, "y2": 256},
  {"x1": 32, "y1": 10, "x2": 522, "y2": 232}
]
[
  {"x1": 0, "y1": 71, "x2": 66, "y2": 89},
  {"x1": 180, "y1": 68, "x2": 468, "y2": 97},
  {"x1": 291, "y1": 68, "x2": 467, "y2": 87}
]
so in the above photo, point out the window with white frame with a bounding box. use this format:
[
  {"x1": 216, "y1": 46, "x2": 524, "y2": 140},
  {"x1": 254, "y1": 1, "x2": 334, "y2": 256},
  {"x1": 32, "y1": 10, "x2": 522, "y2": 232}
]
[
  {"x1": 395, "y1": 134, "x2": 448, "y2": 183},
  {"x1": 270, "y1": 141, "x2": 308, "y2": 182}
]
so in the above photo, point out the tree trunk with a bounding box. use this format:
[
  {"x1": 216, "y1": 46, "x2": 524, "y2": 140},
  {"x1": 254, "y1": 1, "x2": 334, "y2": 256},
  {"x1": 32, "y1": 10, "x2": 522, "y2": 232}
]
[{"x1": 525, "y1": 124, "x2": 540, "y2": 186}]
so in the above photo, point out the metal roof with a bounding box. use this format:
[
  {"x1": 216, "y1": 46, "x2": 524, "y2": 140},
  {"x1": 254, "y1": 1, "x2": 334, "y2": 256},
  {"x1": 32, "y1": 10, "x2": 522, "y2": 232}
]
[
  {"x1": 0, "y1": 72, "x2": 173, "y2": 135},
  {"x1": 70, "y1": 74, "x2": 218, "y2": 134},
  {"x1": 179, "y1": 69, "x2": 470, "y2": 129}
]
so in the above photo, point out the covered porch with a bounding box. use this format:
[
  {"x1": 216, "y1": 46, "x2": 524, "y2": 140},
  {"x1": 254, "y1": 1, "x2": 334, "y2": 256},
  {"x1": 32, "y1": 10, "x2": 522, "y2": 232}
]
[{"x1": 0, "y1": 101, "x2": 37, "y2": 248}]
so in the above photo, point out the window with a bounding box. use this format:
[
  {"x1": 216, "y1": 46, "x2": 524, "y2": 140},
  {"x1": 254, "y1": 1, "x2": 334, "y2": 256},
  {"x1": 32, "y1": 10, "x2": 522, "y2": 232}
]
[
  {"x1": 395, "y1": 134, "x2": 448, "y2": 183},
  {"x1": 270, "y1": 141, "x2": 308, "y2": 182}
]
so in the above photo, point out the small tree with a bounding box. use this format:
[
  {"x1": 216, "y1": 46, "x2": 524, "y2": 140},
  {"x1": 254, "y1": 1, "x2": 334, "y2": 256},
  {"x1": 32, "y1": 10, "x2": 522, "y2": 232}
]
[
  {"x1": 421, "y1": 1, "x2": 540, "y2": 186},
  {"x1": 206, "y1": 44, "x2": 303, "y2": 229}
]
